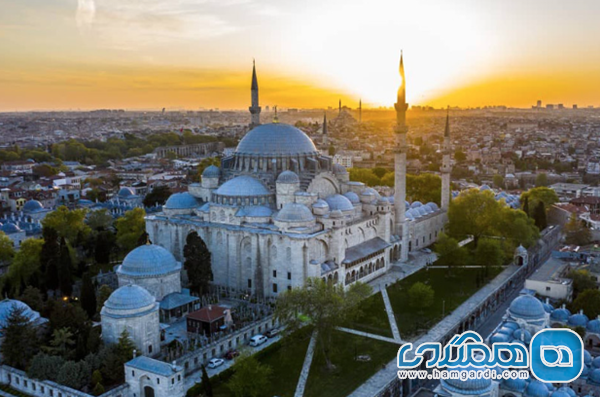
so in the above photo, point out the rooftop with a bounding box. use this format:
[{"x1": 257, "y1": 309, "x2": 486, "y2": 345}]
[
  {"x1": 126, "y1": 356, "x2": 182, "y2": 377},
  {"x1": 187, "y1": 305, "x2": 228, "y2": 323},
  {"x1": 528, "y1": 257, "x2": 573, "y2": 284}
]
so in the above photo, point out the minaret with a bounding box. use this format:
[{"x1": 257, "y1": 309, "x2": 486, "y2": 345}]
[
  {"x1": 322, "y1": 112, "x2": 328, "y2": 146},
  {"x1": 441, "y1": 108, "x2": 452, "y2": 211},
  {"x1": 249, "y1": 60, "x2": 261, "y2": 127},
  {"x1": 394, "y1": 51, "x2": 409, "y2": 262}
]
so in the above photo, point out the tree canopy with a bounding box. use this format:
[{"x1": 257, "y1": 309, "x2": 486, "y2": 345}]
[
  {"x1": 183, "y1": 232, "x2": 213, "y2": 296},
  {"x1": 42, "y1": 206, "x2": 90, "y2": 244},
  {"x1": 115, "y1": 208, "x2": 146, "y2": 253},
  {"x1": 408, "y1": 282, "x2": 434, "y2": 310}
]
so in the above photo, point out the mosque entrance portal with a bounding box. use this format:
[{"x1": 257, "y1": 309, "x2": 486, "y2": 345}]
[{"x1": 144, "y1": 386, "x2": 155, "y2": 397}]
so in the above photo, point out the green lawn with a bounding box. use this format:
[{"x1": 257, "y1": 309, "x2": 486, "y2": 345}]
[
  {"x1": 346, "y1": 292, "x2": 393, "y2": 338},
  {"x1": 209, "y1": 328, "x2": 312, "y2": 397},
  {"x1": 387, "y1": 267, "x2": 502, "y2": 338},
  {"x1": 304, "y1": 331, "x2": 397, "y2": 397}
]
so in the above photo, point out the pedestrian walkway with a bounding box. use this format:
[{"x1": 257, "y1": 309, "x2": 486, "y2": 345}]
[
  {"x1": 380, "y1": 288, "x2": 402, "y2": 342},
  {"x1": 294, "y1": 330, "x2": 318, "y2": 397},
  {"x1": 336, "y1": 327, "x2": 401, "y2": 345}
]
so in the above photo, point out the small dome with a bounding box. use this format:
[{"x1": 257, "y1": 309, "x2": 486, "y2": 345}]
[
  {"x1": 556, "y1": 387, "x2": 576, "y2": 397},
  {"x1": 426, "y1": 202, "x2": 439, "y2": 212},
  {"x1": 551, "y1": 307, "x2": 571, "y2": 322},
  {"x1": 512, "y1": 328, "x2": 532, "y2": 343},
  {"x1": 215, "y1": 176, "x2": 270, "y2": 197},
  {"x1": 501, "y1": 377, "x2": 527, "y2": 392},
  {"x1": 503, "y1": 321, "x2": 520, "y2": 330},
  {"x1": 480, "y1": 184, "x2": 491, "y2": 191},
  {"x1": 524, "y1": 380, "x2": 549, "y2": 397},
  {"x1": 119, "y1": 244, "x2": 180, "y2": 277},
  {"x1": 405, "y1": 209, "x2": 415, "y2": 220},
  {"x1": 411, "y1": 201, "x2": 423, "y2": 208},
  {"x1": 362, "y1": 188, "x2": 381, "y2": 199},
  {"x1": 1, "y1": 223, "x2": 22, "y2": 234},
  {"x1": 497, "y1": 326, "x2": 515, "y2": 335},
  {"x1": 490, "y1": 333, "x2": 510, "y2": 343},
  {"x1": 0, "y1": 299, "x2": 41, "y2": 327},
  {"x1": 551, "y1": 392, "x2": 571, "y2": 397},
  {"x1": 592, "y1": 356, "x2": 600, "y2": 369},
  {"x1": 343, "y1": 192, "x2": 360, "y2": 204},
  {"x1": 333, "y1": 164, "x2": 348, "y2": 174},
  {"x1": 568, "y1": 312, "x2": 589, "y2": 327},
  {"x1": 277, "y1": 171, "x2": 300, "y2": 184},
  {"x1": 508, "y1": 294, "x2": 546, "y2": 320},
  {"x1": 312, "y1": 199, "x2": 330, "y2": 210},
  {"x1": 584, "y1": 350, "x2": 592, "y2": 366},
  {"x1": 515, "y1": 244, "x2": 527, "y2": 256},
  {"x1": 202, "y1": 165, "x2": 220, "y2": 178},
  {"x1": 118, "y1": 187, "x2": 135, "y2": 197},
  {"x1": 417, "y1": 206, "x2": 428, "y2": 216},
  {"x1": 588, "y1": 319, "x2": 600, "y2": 333},
  {"x1": 235, "y1": 123, "x2": 318, "y2": 156},
  {"x1": 325, "y1": 194, "x2": 354, "y2": 212},
  {"x1": 543, "y1": 302, "x2": 554, "y2": 313},
  {"x1": 103, "y1": 285, "x2": 155, "y2": 312},
  {"x1": 590, "y1": 368, "x2": 600, "y2": 384},
  {"x1": 165, "y1": 192, "x2": 199, "y2": 209},
  {"x1": 22, "y1": 200, "x2": 43, "y2": 212},
  {"x1": 440, "y1": 367, "x2": 492, "y2": 394},
  {"x1": 330, "y1": 209, "x2": 343, "y2": 218},
  {"x1": 387, "y1": 196, "x2": 395, "y2": 205},
  {"x1": 276, "y1": 203, "x2": 314, "y2": 223}
]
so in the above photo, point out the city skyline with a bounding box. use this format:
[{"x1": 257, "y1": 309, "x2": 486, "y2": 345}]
[{"x1": 2, "y1": 0, "x2": 600, "y2": 111}]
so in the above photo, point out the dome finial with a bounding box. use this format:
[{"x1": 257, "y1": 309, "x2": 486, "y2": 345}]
[{"x1": 273, "y1": 105, "x2": 279, "y2": 123}]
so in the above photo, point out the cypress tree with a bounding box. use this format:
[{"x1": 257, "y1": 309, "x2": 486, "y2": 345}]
[
  {"x1": 80, "y1": 272, "x2": 97, "y2": 319},
  {"x1": 522, "y1": 196, "x2": 530, "y2": 217},
  {"x1": 58, "y1": 238, "x2": 73, "y2": 297},
  {"x1": 183, "y1": 232, "x2": 213, "y2": 295},
  {"x1": 533, "y1": 201, "x2": 547, "y2": 231},
  {"x1": 41, "y1": 227, "x2": 60, "y2": 290},
  {"x1": 201, "y1": 364, "x2": 213, "y2": 397}
]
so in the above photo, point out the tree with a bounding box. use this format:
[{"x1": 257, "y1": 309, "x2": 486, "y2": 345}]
[
  {"x1": 28, "y1": 353, "x2": 65, "y2": 381},
  {"x1": 201, "y1": 364, "x2": 213, "y2": 397},
  {"x1": 433, "y1": 233, "x2": 469, "y2": 268},
  {"x1": 93, "y1": 382, "x2": 105, "y2": 396},
  {"x1": 571, "y1": 289, "x2": 600, "y2": 319},
  {"x1": 227, "y1": 352, "x2": 272, "y2": 397},
  {"x1": 522, "y1": 196, "x2": 530, "y2": 217},
  {"x1": 473, "y1": 238, "x2": 505, "y2": 268},
  {"x1": 408, "y1": 282, "x2": 434, "y2": 311},
  {"x1": 41, "y1": 226, "x2": 60, "y2": 291},
  {"x1": 116, "y1": 329, "x2": 136, "y2": 363},
  {"x1": 94, "y1": 230, "x2": 115, "y2": 264},
  {"x1": 0, "y1": 305, "x2": 39, "y2": 369},
  {"x1": 97, "y1": 284, "x2": 113, "y2": 313},
  {"x1": 184, "y1": 232, "x2": 213, "y2": 295},
  {"x1": 493, "y1": 175, "x2": 505, "y2": 189},
  {"x1": 533, "y1": 202, "x2": 547, "y2": 231},
  {"x1": 80, "y1": 272, "x2": 97, "y2": 319},
  {"x1": 535, "y1": 173, "x2": 549, "y2": 187},
  {"x1": 56, "y1": 360, "x2": 90, "y2": 390},
  {"x1": 115, "y1": 208, "x2": 146, "y2": 253},
  {"x1": 372, "y1": 167, "x2": 388, "y2": 179},
  {"x1": 18, "y1": 286, "x2": 44, "y2": 312},
  {"x1": 328, "y1": 145, "x2": 335, "y2": 156},
  {"x1": 407, "y1": 174, "x2": 442, "y2": 205},
  {"x1": 568, "y1": 270, "x2": 597, "y2": 297},
  {"x1": 520, "y1": 187, "x2": 558, "y2": 214},
  {"x1": 7, "y1": 238, "x2": 44, "y2": 295},
  {"x1": 58, "y1": 238, "x2": 73, "y2": 297},
  {"x1": 565, "y1": 213, "x2": 592, "y2": 246},
  {"x1": 42, "y1": 206, "x2": 90, "y2": 244},
  {"x1": 87, "y1": 209, "x2": 113, "y2": 231},
  {"x1": 143, "y1": 185, "x2": 172, "y2": 207},
  {"x1": 275, "y1": 278, "x2": 371, "y2": 370},
  {"x1": 454, "y1": 150, "x2": 466, "y2": 162},
  {"x1": 0, "y1": 231, "x2": 15, "y2": 266},
  {"x1": 46, "y1": 327, "x2": 76, "y2": 358}
]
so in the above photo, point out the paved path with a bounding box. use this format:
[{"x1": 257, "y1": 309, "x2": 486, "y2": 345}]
[
  {"x1": 294, "y1": 330, "x2": 319, "y2": 397},
  {"x1": 380, "y1": 287, "x2": 402, "y2": 342},
  {"x1": 336, "y1": 327, "x2": 401, "y2": 345}
]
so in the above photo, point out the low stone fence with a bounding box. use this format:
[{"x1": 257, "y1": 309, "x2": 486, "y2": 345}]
[
  {"x1": 0, "y1": 365, "x2": 128, "y2": 397},
  {"x1": 175, "y1": 315, "x2": 278, "y2": 376}
]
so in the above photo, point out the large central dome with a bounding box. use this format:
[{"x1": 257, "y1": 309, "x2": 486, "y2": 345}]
[{"x1": 235, "y1": 123, "x2": 318, "y2": 156}]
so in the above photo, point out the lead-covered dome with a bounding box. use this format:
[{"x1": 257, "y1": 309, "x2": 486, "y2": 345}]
[
  {"x1": 165, "y1": 192, "x2": 199, "y2": 209},
  {"x1": 202, "y1": 165, "x2": 220, "y2": 178},
  {"x1": 1, "y1": 223, "x2": 22, "y2": 234},
  {"x1": 508, "y1": 294, "x2": 546, "y2": 320},
  {"x1": 118, "y1": 244, "x2": 181, "y2": 277},
  {"x1": 214, "y1": 176, "x2": 270, "y2": 197},
  {"x1": 325, "y1": 194, "x2": 354, "y2": 212},
  {"x1": 235, "y1": 123, "x2": 318, "y2": 156},
  {"x1": 102, "y1": 285, "x2": 156, "y2": 317},
  {"x1": 276, "y1": 203, "x2": 314, "y2": 223},
  {"x1": 277, "y1": 171, "x2": 300, "y2": 184},
  {"x1": 118, "y1": 187, "x2": 135, "y2": 197},
  {"x1": 0, "y1": 299, "x2": 42, "y2": 327},
  {"x1": 23, "y1": 200, "x2": 43, "y2": 212}
]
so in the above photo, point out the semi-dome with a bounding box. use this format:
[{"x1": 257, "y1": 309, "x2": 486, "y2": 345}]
[
  {"x1": 118, "y1": 187, "x2": 135, "y2": 197},
  {"x1": 1, "y1": 223, "x2": 22, "y2": 234},
  {"x1": 235, "y1": 123, "x2": 318, "y2": 156},
  {"x1": 0, "y1": 299, "x2": 41, "y2": 327},
  {"x1": 165, "y1": 192, "x2": 199, "y2": 209},
  {"x1": 214, "y1": 176, "x2": 270, "y2": 197},
  {"x1": 103, "y1": 285, "x2": 156, "y2": 314},
  {"x1": 23, "y1": 200, "x2": 43, "y2": 212},
  {"x1": 277, "y1": 171, "x2": 300, "y2": 184},
  {"x1": 508, "y1": 294, "x2": 546, "y2": 320},
  {"x1": 276, "y1": 203, "x2": 314, "y2": 223},
  {"x1": 325, "y1": 194, "x2": 354, "y2": 212},
  {"x1": 524, "y1": 380, "x2": 549, "y2": 397},
  {"x1": 343, "y1": 192, "x2": 360, "y2": 204},
  {"x1": 440, "y1": 367, "x2": 492, "y2": 395},
  {"x1": 202, "y1": 165, "x2": 220, "y2": 178},
  {"x1": 119, "y1": 244, "x2": 181, "y2": 277}
]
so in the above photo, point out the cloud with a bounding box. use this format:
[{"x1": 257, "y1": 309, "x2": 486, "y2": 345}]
[{"x1": 76, "y1": 0, "x2": 96, "y2": 31}]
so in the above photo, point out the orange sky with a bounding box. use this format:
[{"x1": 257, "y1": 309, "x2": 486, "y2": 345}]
[{"x1": 2, "y1": 0, "x2": 600, "y2": 111}]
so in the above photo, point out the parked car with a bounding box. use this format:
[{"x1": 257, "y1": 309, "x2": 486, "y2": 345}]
[
  {"x1": 225, "y1": 349, "x2": 240, "y2": 360},
  {"x1": 207, "y1": 358, "x2": 225, "y2": 369},
  {"x1": 265, "y1": 328, "x2": 281, "y2": 338},
  {"x1": 249, "y1": 334, "x2": 268, "y2": 347}
]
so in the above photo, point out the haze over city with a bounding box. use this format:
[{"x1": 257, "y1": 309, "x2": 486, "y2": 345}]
[{"x1": 2, "y1": 0, "x2": 600, "y2": 111}]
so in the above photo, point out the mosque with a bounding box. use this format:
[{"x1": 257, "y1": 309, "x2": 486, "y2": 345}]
[{"x1": 146, "y1": 55, "x2": 452, "y2": 297}]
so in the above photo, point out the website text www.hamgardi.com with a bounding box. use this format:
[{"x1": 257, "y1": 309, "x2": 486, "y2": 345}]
[{"x1": 397, "y1": 368, "x2": 530, "y2": 381}]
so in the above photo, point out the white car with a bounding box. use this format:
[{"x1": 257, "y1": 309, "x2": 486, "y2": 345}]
[
  {"x1": 207, "y1": 358, "x2": 225, "y2": 369},
  {"x1": 249, "y1": 334, "x2": 268, "y2": 347}
]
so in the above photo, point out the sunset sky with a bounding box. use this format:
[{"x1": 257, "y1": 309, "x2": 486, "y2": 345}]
[{"x1": 1, "y1": 0, "x2": 600, "y2": 111}]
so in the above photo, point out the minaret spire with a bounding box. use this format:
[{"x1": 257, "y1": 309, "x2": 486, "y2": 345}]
[
  {"x1": 322, "y1": 112, "x2": 328, "y2": 147},
  {"x1": 394, "y1": 50, "x2": 409, "y2": 262},
  {"x1": 441, "y1": 106, "x2": 452, "y2": 210},
  {"x1": 249, "y1": 59, "x2": 261, "y2": 128}
]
